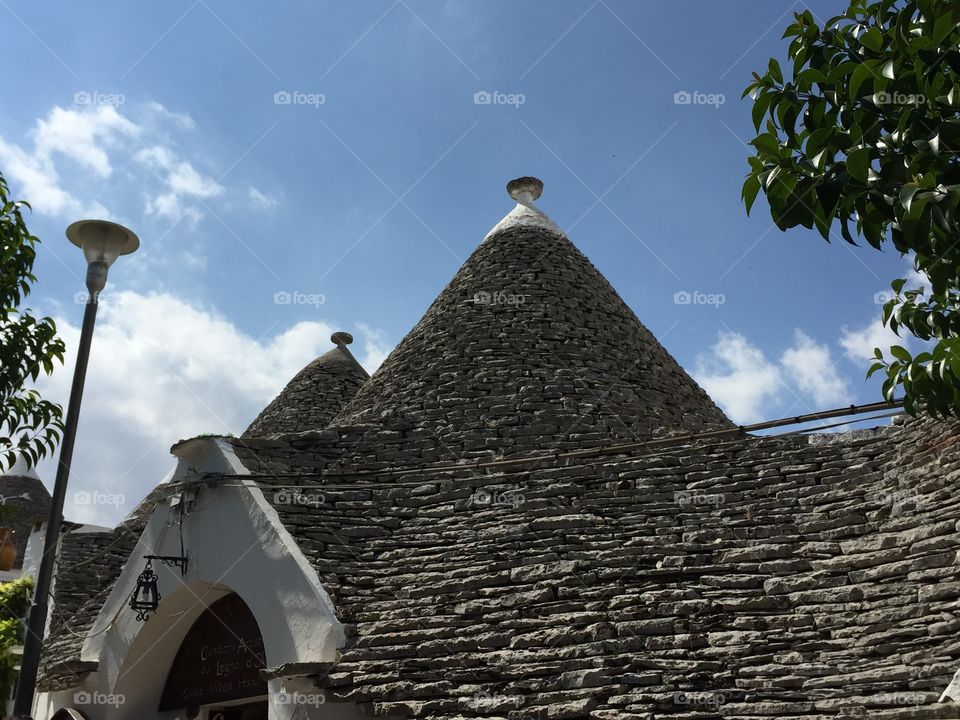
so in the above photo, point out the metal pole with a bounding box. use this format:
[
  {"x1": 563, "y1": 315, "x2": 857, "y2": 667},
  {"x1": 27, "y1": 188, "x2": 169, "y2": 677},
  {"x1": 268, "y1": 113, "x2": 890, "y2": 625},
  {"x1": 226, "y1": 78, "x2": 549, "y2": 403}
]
[{"x1": 12, "y1": 294, "x2": 99, "y2": 717}]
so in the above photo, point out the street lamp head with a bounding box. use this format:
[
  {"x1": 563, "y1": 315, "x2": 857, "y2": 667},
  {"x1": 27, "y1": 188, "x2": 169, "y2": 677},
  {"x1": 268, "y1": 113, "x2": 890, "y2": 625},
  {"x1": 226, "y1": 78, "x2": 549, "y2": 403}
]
[{"x1": 66, "y1": 219, "x2": 139, "y2": 295}]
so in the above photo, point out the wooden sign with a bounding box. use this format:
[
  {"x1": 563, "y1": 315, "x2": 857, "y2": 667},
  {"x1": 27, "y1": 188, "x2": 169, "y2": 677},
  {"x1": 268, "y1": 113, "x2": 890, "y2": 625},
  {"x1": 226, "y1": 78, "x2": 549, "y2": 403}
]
[{"x1": 158, "y1": 593, "x2": 267, "y2": 710}]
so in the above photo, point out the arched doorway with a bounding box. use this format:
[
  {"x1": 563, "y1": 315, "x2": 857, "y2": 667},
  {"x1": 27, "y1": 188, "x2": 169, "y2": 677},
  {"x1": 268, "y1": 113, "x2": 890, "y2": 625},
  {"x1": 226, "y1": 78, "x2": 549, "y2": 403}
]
[{"x1": 158, "y1": 592, "x2": 268, "y2": 719}]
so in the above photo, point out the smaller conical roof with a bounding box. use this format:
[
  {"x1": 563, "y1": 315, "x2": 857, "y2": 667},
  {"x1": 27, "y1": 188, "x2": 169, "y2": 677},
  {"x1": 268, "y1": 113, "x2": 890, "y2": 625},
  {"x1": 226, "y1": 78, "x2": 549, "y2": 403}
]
[
  {"x1": 243, "y1": 332, "x2": 369, "y2": 438},
  {"x1": 1, "y1": 456, "x2": 41, "y2": 481},
  {"x1": 0, "y1": 463, "x2": 51, "y2": 569}
]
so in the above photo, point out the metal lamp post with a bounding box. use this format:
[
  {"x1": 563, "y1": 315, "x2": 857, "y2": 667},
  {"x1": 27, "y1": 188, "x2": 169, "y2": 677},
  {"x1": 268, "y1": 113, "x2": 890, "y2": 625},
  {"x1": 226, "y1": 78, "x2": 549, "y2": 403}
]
[{"x1": 12, "y1": 220, "x2": 139, "y2": 718}]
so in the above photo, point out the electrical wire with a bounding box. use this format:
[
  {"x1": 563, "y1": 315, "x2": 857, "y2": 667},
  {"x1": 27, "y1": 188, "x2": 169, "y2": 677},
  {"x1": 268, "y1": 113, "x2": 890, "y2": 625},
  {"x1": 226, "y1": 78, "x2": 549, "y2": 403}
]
[
  {"x1": 217, "y1": 399, "x2": 906, "y2": 484},
  {"x1": 155, "y1": 408, "x2": 907, "y2": 496},
  {"x1": 40, "y1": 405, "x2": 911, "y2": 647}
]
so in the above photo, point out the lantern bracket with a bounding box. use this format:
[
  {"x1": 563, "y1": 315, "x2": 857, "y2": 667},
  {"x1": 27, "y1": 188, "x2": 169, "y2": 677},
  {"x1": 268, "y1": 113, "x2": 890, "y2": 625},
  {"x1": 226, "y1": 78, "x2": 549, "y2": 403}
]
[{"x1": 145, "y1": 554, "x2": 189, "y2": 576}]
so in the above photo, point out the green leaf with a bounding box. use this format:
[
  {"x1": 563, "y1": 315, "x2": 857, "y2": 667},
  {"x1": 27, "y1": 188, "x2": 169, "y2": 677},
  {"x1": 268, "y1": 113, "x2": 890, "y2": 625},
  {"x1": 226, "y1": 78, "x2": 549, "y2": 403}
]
[
  {"x1": 860, "y1": 27, "x2": 884, "y2": 52},
  {"x1": 890, "y1": 345, "x2": 912, "y2": 363},
  {"x1": 751, "y1": 91, "x2": 774, "y2": 132},
  {"x1": 751, "y1": 133, "x2": 780, "y2": 156},
  {"x1": 850, "y1": 61, "x2": 877, "y2": 98},
  {"x1": 742, "y1": 174, "x2": 762, "y2": 215},
  {"x1": 846, "y1": 147, "x2": 871, "y2": 182},
  {"x1": 768, "y1": 57, "x2": 783, "y2": 84}
]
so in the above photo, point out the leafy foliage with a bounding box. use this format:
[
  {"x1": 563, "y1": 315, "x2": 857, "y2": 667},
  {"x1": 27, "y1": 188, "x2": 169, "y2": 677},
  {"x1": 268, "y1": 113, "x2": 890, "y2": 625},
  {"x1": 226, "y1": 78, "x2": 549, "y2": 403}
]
[
  {"x1": 0, "y1": 171, "x2": 65, "y2": 469},
  {"x1": 0, "y1": 575, "x2": 33, "y2": 706},
  {"x1": 743, "y1": 0, "x2": 960, "y2": 416}
]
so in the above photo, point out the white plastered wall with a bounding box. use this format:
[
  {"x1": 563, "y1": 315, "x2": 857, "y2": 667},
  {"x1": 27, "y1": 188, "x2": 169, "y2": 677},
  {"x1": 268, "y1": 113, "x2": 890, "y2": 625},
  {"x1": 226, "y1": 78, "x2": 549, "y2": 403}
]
[{"x1": 33, "y1": 437, "x2": 357, "y2": 720}]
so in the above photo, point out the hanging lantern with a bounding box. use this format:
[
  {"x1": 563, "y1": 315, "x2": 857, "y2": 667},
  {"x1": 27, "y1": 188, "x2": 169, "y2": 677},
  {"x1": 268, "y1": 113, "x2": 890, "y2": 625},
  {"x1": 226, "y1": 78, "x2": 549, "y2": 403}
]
[
  {"x1": 128, "y1": 554, "x2": 188, "y2": 621},
  {"x1": 129, "y1": 558, "x2": 160, "y2": 621}
]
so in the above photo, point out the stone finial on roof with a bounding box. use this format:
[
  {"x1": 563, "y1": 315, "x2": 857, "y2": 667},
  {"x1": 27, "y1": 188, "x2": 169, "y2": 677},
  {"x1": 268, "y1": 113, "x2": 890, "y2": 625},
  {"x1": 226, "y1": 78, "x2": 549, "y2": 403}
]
[
  {"x1": 331, "y1": 331, "x2": 354, "y2": 347},
  {"x1": 485, "y1": 175, "x2": 563, "y2": 240},
  {"x1": 507, "y1": 176, "x2": 543, "y2": 204},
  {"x1": 242, "y1": 330, "x2": 370, "y2": 438}
]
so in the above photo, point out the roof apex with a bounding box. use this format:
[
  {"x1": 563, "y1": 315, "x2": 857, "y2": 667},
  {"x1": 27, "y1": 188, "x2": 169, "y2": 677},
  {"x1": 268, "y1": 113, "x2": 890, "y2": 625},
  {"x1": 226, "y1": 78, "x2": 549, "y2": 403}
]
[
  {"x1": 330, "y1": 177, "x2": 730, "y2": 461},
  {"x1": 242, "y1": 332, "x2": 369, "y2": 438},
  {"x1": 485, "y1": 176, "x2": 564, "y2": 241}
]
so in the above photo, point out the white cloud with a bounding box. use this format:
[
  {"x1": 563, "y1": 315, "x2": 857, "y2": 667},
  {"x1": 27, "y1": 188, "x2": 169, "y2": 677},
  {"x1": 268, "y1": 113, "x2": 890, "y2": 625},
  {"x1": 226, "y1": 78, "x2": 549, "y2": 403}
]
[
  {"x1": 695, "y1": 329, "x2": 853, "y2": 424},
  {"x1": 0, "y1": 105, "x2": 136, "y2": 217},
  {"x1": 32, "y1": 290, "x2": 387, "y2": 526},
  {"x1": 840, "y1": 254, "x2": 927, "y2": 370},
  {"x1": 356, "y1": 323, "x2": 391, "y2": 374},
  {"x1": 0, "y1": 102, "x2": 226, "y2": 227},
  {"x1": 905, "y1": 262, "x2": 933, "y2": 296},
  {"x1": 780, "y1": 330, "x2": 851, "y2": 408},
  {"x1": 143, "y1": 101, "x2": 196, "y2": 131},
  {"x1": 694, "y1": 332, "x2": 783, "y2": 423},
  {"x1": 136, "y1": 144, "x2": 224, "y2": 222},
  {"x1": 248, "y1": 186, "x2": 277, "y2": 210},
  {"x1": 33, "y1": 105, "x2": 138, "y2": 178},
  {"x1": 839, "y1": 320, "x2": 906, "y2": 366}
]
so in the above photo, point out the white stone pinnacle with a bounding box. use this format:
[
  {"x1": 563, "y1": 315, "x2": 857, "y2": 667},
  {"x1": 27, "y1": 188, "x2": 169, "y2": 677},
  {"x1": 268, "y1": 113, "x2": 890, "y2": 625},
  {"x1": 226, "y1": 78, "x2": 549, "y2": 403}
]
[{"x1": 484, "y1": 176, "x2": 566, "y2": 241}]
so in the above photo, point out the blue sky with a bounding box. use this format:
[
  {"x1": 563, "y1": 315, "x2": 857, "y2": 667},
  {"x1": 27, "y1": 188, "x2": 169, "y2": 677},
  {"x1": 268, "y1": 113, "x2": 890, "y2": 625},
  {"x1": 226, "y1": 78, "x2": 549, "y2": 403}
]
[{"x1": 3, "y1": 0, "x2": 916, "y2": 524}]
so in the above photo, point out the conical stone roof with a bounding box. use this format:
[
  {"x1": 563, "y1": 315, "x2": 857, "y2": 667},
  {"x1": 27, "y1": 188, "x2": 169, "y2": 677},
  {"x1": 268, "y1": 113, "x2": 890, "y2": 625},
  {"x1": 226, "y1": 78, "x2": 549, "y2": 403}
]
[
  {"x1": 243, "y1": 332, "x2": 369, "y2": 438},
  {"x1": 0, "y1": 460, "x2": 51, "y2": 568},
  {"x1": 331, "y1": 177, "x2": 730, "y2": 461}
]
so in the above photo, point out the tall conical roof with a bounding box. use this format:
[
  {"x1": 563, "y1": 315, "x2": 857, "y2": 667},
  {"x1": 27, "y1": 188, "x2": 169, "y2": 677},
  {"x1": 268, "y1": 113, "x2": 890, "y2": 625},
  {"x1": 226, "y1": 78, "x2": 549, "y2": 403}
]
[
  {"x1": 243, "y1": 332, "x2": 369, "y2": 438},
  {"x1": 330, "y1": 178, "x2": 730, "y2": 461}
]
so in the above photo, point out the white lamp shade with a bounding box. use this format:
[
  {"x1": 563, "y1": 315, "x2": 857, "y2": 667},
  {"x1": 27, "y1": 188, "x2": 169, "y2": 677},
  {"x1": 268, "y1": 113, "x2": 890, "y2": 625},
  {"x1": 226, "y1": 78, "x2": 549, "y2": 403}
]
[{"x1": 66, "y1": 219, "x2": 139, "y2": 267}]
